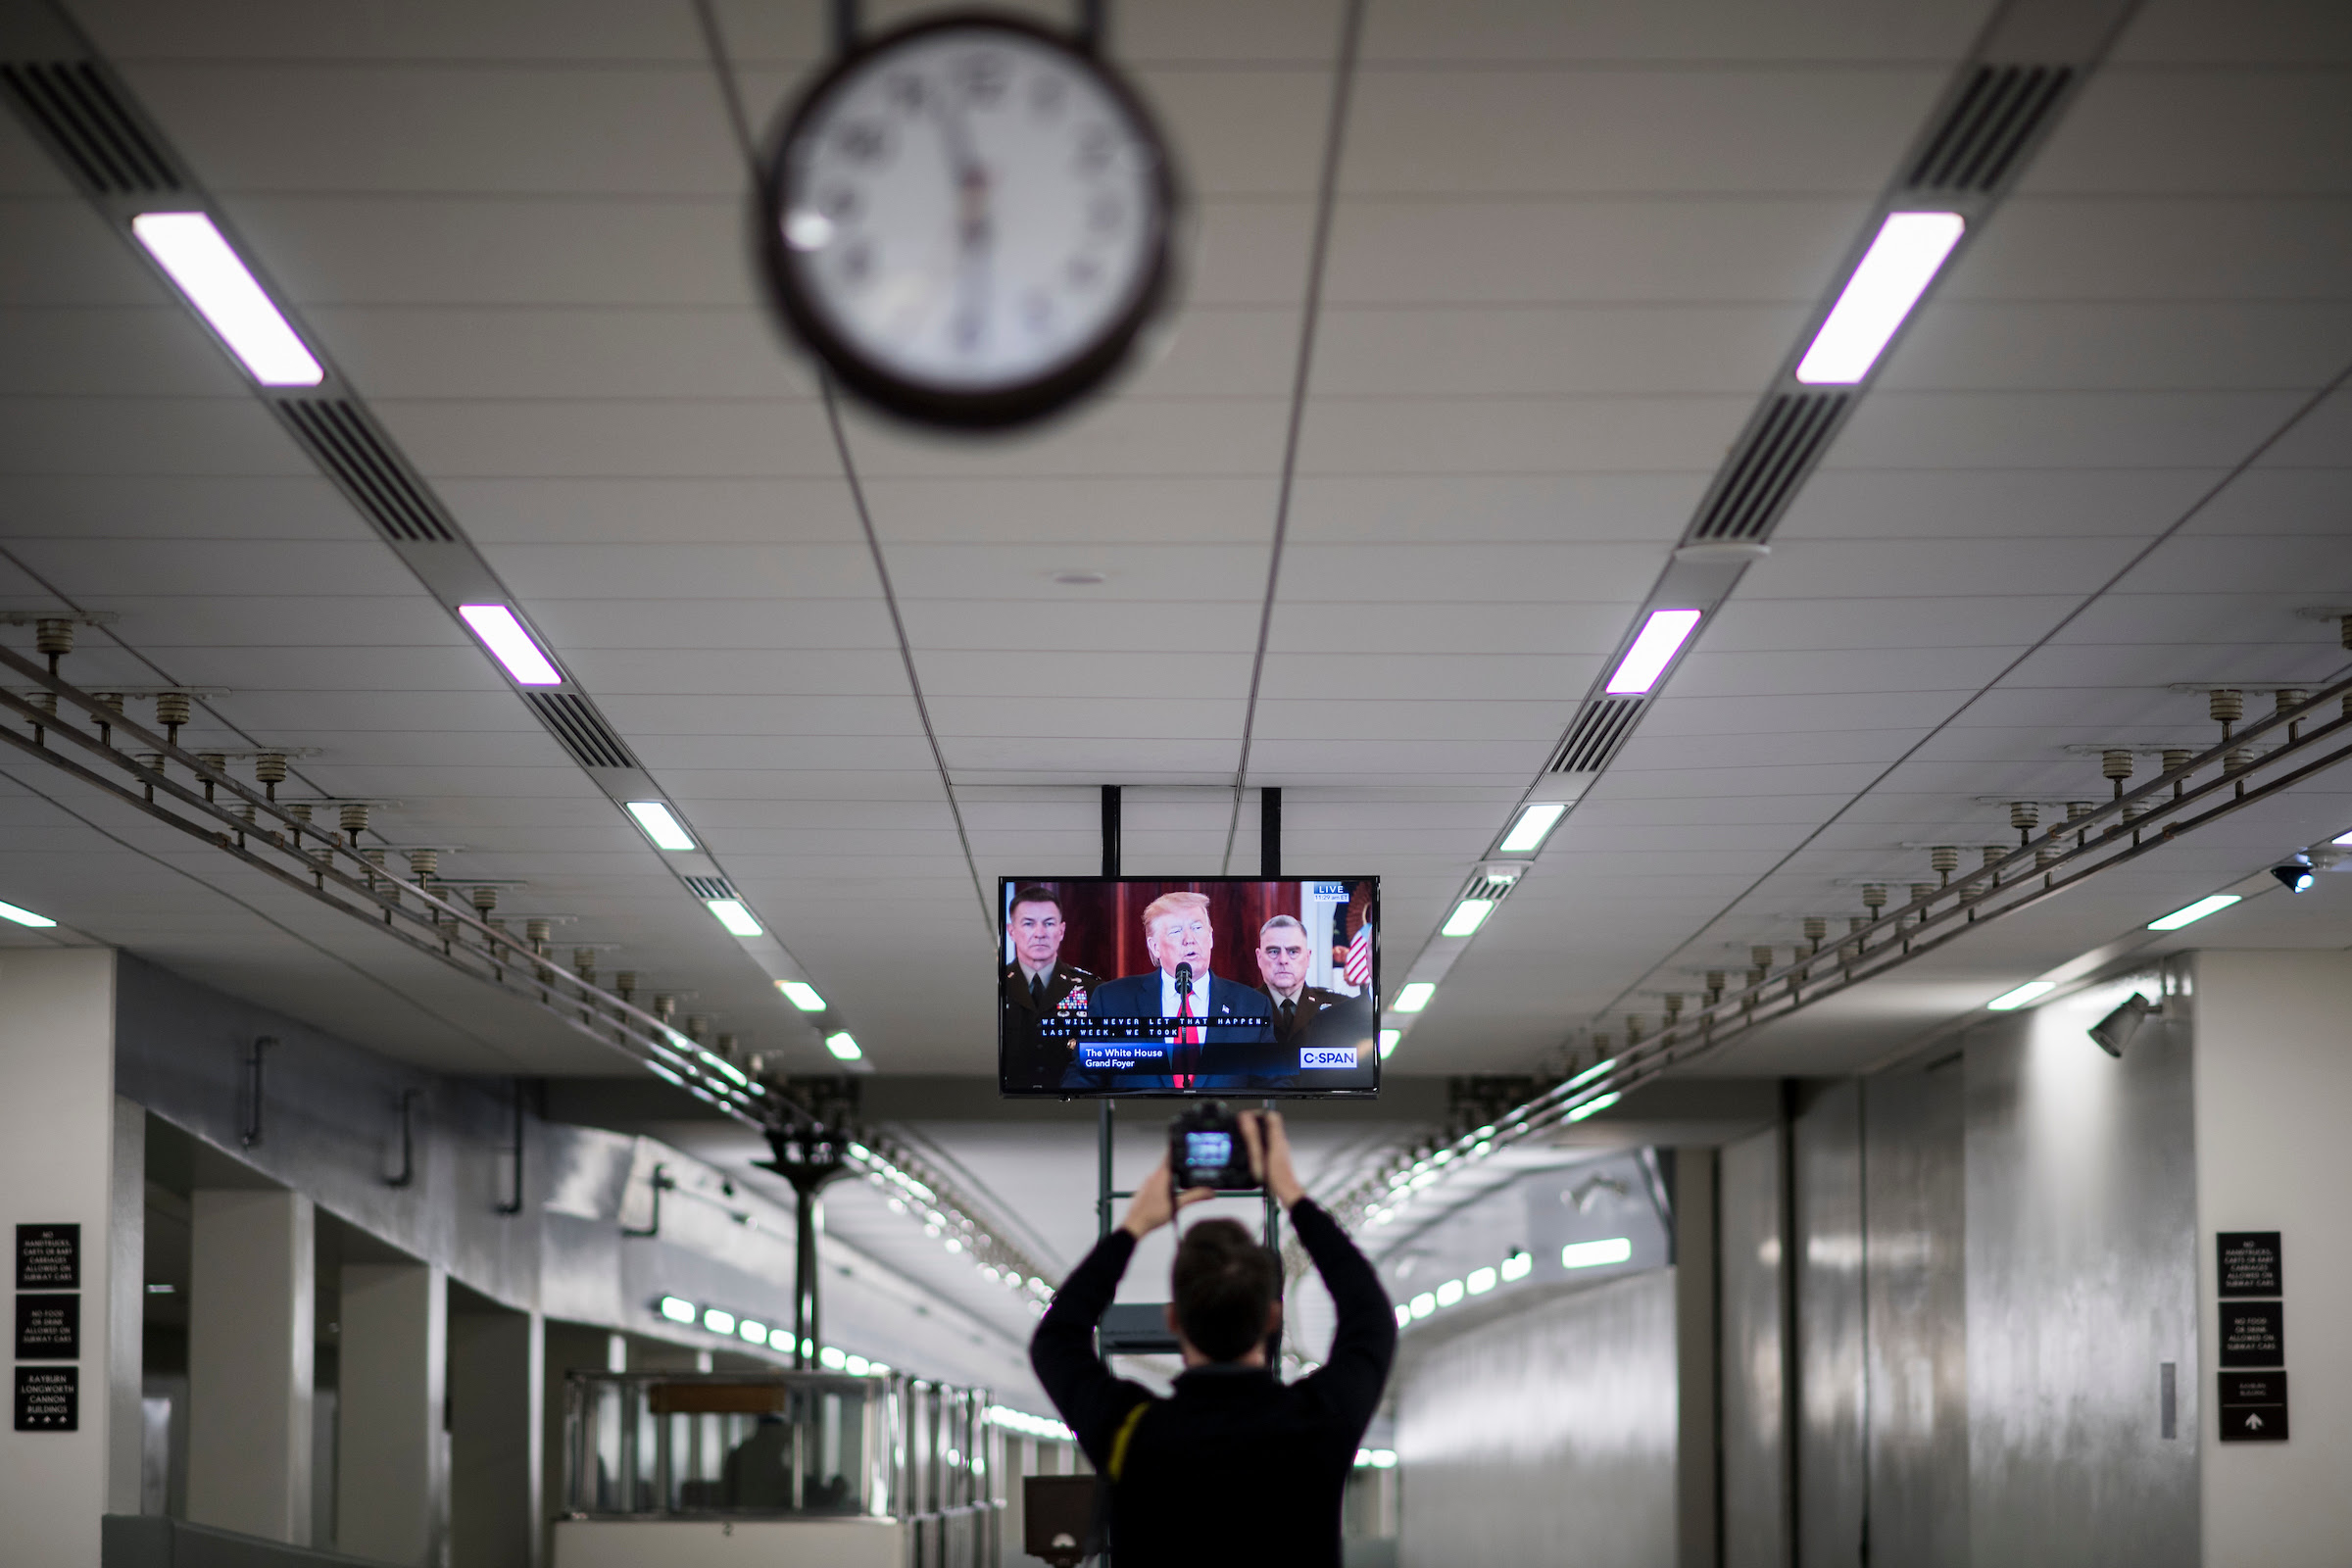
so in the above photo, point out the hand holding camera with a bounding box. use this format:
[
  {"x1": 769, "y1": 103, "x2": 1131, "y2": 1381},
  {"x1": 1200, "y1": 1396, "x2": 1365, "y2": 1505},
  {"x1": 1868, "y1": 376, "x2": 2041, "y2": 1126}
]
[{"x1": 1121, "y1": 1104, "x2": 1306, "y2": 1238}]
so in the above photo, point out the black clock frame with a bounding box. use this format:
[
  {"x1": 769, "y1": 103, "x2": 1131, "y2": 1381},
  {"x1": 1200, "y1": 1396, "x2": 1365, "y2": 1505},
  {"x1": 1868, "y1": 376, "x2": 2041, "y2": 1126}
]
[{"x1": 758, "y1": 11, "x2": 1182, "y2": 431}]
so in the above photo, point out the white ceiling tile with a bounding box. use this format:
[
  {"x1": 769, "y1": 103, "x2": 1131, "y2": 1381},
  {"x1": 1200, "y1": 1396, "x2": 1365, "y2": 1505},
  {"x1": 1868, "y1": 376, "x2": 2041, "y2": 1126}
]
[
  {"x1": 1827, "y1": 390, "x2": 2308, "y2": 471},
  {"x1": 123, "y1": 62, "x2": 743, "y2": 197},
  {"x1": 1298, "y1": 394, "x2": 1752, "y2": 475},
  {"x1": 1322, "y1": 196, "x2": 1874, "y2": 306},
  {"x1": 1360, "y1": 0, "x2": 1996, "y2": 63},
  {"x1": 1341, "y1": 68, "x2": 1948, "y2": 196},
  {"x1": 1312, "y1": 303, "x2": 1808, "y2": 398},
  {"x1": 2023, "y1": 68, "x2": 2352, "y2": 196}
]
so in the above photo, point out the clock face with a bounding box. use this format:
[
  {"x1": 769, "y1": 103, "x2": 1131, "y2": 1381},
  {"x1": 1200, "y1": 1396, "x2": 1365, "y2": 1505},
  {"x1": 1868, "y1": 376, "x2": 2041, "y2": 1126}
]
[{"x1": 763, "y1": 15, "x2": 1177, "y2": 427}]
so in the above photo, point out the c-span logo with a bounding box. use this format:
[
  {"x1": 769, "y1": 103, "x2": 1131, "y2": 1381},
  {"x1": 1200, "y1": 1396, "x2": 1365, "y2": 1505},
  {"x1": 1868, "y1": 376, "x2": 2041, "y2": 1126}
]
[{"x1": 1299, "y1": 1048, "x2": 1355, "y2": 1070}]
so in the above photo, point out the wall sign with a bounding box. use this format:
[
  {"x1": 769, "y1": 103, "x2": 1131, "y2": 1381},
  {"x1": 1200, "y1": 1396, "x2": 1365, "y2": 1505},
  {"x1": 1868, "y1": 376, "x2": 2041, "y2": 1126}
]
[
  {"x1": 2217, "y1": 1232, "x2": 2280, "y2": 1298},
  {"x1": 2219, "y1": 1300, "x2": 2284, "y2": 1368},
  {"x1": 15, "y1": 1223, "x2": 78, "y2": 1290},
  {"x1": 13, "y1": 1366, "x2": 76, "y2": 1431},
  {"x1": 14, "y1": 1294, "x2": 77, "y2": 1359},
  {"x1": 2218, "y1": 1372, "x2": 2289, "y2": 1442}
]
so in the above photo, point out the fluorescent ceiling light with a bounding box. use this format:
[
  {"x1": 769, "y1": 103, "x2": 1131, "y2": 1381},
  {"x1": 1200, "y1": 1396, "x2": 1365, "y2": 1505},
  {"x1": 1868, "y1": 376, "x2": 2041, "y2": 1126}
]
[
  {"x1": 707, "y1": 899, "x2": 762, "y2": 937},
  {"x1": 2148, "y1": 895, "x2": 2241, "y2": 932},
  {"x1": 1499, "y1": 1250, "x2": 1533, "y2": 1282},
  {"x1": 130, "y1": 211, "x2": 323, "y2": 386},
  {"x1": 1985, "y1": 980, "x2": 2056, "y2": 1012},
  {"x1": 1378, "y1": 1029, "x2": 1400, "y2": 1059},
  {"x1": 624, "y1": 801, "x2": 695, "y2": 852},
  {"x1": 1562, "y1": 1237, "x2": 1634, "y2": 1270},
  {"x1": 1407, "y1": 1293, "x2": 1435, "y2": 1320},
  {"x1": 1498, "y1": 801, "x2": 1566, "y2": 855},
  {"x1": 658, "y1": 1296, "x2": 696, "y2": 1324},
  {"x1": 766, "y1": 1326, "x2": 794, "y2": 1351},
  {"x1": 2333, "y1": 829, "x2": 2352, "y2": 847},
  {"x1": 1465, "y1": 1266, "x2": 1496, "y2": 1296},
  {"x1": 1564, "y1": 1090, "x2": 1622, "y2": 1123},
  {"x1": 777, "y1": 980, "x2": 827, "y2": 1011},
  {"x1": 1563, "y1": 1055, "x2": 1617, "y2": 1091},
  {"x1": 1440, "y1": 898, "x2": 1494, "y2": 938},
  {"x1": 738, "y1": 1319, "x2": 767, "y2": 1345},
  {"x1": 824, "y1": 1031, "x2": 862, "y2": 1061},
  {"x1": 1605, "y1": 609, "x2": 1703, "y2": 695},
  {"x1": 1435, "y1": 1279, "x2": 1464, "y2": 1308},
  {"x1": 1393, "y1": 982, "x2": 1436, "y2": 1013},
  {"x1": 0, "y1": 899, "x2": 58, "y2": 928},
  {"x1": 1794, "y1": 211, "x2": 1966, "y2": 384},
  {"x1": 1370, "y1": 1449, "x2": 1397, "y2": 1469},
  {"x1": 457, "y1": 604, "x2": 563, "y2": 687},
  {"x1": 703, "y1": 1307, "x2": 736, "y2": 1335}
]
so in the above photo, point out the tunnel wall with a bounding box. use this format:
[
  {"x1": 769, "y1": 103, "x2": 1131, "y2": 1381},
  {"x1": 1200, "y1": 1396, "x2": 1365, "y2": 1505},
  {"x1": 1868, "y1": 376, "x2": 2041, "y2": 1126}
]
[
  {"x1": 1393, "y1": 1269, "x2": 1679, "y2": 1568},
  {"x1": 2191, "y1": 950, "x2": 2352, "y2": 1565}
]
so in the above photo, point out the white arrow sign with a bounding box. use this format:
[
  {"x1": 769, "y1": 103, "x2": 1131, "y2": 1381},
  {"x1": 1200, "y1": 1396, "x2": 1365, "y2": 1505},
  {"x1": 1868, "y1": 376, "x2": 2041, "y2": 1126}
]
[{"x1": 2245, "y1": 1414, "x2": 2264, "y2": 1431}]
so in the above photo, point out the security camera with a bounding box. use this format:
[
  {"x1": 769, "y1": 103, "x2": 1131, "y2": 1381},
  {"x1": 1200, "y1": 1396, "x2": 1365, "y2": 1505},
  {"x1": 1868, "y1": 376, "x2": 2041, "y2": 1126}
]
[
  {"x1": 2270, "y1": 858, "x2": 2315, "y2": 894},
  {"x1": 2088, "y1": 993, "x2": 2154, "y2": 1058}
]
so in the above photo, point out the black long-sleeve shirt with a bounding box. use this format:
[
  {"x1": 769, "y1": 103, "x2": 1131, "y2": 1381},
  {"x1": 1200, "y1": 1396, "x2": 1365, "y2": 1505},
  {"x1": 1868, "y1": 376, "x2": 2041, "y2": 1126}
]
[{"x1": 1029, "y1": 1199, "x2": 1397, "y2": 1567}]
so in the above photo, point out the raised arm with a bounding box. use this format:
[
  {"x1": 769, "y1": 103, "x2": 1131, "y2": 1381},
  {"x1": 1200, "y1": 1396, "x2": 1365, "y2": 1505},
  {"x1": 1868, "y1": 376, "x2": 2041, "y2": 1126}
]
[
  {"x1": 1029, "y1": 1156, "x2": 1213, "y2": 1466},
  {"x1": 1239, "y1": 1111, "x2": 1396, "y2": 1432}
]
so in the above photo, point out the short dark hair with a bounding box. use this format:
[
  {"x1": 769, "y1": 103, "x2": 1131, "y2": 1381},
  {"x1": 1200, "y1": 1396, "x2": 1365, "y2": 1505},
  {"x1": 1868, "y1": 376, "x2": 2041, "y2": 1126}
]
[
  {"x1": 1171, "y1": 1219, "x2": 1279, "y2": 1362},
  {"x1": 1008, "y1": 884, "x2": 1061, "y2": 917}
]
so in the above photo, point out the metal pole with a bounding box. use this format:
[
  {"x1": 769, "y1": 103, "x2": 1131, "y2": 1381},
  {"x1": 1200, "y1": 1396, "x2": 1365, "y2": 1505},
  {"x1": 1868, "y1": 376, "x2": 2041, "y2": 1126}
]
[
  {"x1": 1100, "y1": 784, "x2": 1121, "y2": 878},
  {"x1": 795, "y1": 1180, "x2": 822, "y2": 1366},
  {"x1": 1098, "y1": 1102, "x2": 1115, "y2": 1241},
  {"x1": 1259, "y1": 786, "x2": 1281, "y2": 879}
]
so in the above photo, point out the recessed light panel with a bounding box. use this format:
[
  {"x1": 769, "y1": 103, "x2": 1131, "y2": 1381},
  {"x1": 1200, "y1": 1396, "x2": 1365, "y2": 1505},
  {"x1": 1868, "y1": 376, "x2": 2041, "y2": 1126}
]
[
  {"x1": 624, "y1": 801, "x2": 696, "y2": 852},
  {"x1": 2147, "y1": 895, "x2": 2241, "y2": 932},
  {"x1": 1794, "y1": 211, "x2": 1966, "y2": 384},
  {"x1": 457, "y1": 604, "x2": 563, "y2": 687},
  {"x1": 1498, "y1": 801, "x2": 1566, "y2": 855},
  {"x1": 131, "y1": 212, "x2": 324, "y2": 386},
  {"x1": 1605, "y1": 609, "x2": 1703, "y2": 695}
]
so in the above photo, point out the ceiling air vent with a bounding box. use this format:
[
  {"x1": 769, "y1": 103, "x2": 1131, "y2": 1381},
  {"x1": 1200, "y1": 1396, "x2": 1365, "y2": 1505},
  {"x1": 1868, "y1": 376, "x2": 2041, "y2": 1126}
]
[
  {"x1": 1547, "y1": 697, "x2": 1643, "y2": 775},
  {"x1": 273, "y1": 399, "x2": 459, "y2": 545},
  {"x1": 1904, "y1": 64, "x2": 2075, "y2": 195},
  {"x1": 0, "y1": 60, "x2": 180, "y2": 195},
  {"x1": 682, "y1": 875, "x2": 736, "y2": 902},
  {"x1": 522, "y1": 692, "x2": 637, "y2": 771},
  {"x1": 1459, "y1": 867, "x2": 1525, "y2": 905},
  {"x1": 1689, "y1": 391, "x2": 1848, "y2": 543}
]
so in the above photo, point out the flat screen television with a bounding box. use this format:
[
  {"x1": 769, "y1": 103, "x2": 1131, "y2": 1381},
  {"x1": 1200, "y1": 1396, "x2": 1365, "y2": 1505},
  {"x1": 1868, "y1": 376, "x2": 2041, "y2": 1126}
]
[{"x1": 997, "y1": 876, "x2": 1380, "y2": 1098}]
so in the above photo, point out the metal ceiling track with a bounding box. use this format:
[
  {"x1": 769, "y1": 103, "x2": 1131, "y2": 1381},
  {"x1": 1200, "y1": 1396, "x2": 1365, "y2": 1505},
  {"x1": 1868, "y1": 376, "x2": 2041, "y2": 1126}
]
[
  {"x1": 1341, "y1": 670, "x2": 2352, "y2": 1229},
  {"x1": 0, "y1": 640, "x2": 1054, "y2": 1289}
]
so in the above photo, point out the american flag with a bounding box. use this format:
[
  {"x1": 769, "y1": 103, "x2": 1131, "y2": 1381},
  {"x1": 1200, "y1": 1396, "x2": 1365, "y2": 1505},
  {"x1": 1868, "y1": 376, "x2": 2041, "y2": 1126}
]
[{"x1": 1344, "y1": 917, "x2": 1373, "y2": 988}]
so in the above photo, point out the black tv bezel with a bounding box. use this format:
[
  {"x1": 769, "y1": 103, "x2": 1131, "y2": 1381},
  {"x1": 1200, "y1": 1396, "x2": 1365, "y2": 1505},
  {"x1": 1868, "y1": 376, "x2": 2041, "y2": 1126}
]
[{"x1": 994, "y1": 874, "x2": 1382, "y2": 1101}]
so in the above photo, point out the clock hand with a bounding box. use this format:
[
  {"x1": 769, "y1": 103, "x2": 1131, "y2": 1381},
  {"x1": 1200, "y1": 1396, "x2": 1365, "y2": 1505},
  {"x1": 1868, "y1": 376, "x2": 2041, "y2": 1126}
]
[
  {"x1": 934, "y1": 98, "x2": 993, "y2": 351},
  {"x1": 936, "y1": 102, "x2": 992, "y2": 255}
]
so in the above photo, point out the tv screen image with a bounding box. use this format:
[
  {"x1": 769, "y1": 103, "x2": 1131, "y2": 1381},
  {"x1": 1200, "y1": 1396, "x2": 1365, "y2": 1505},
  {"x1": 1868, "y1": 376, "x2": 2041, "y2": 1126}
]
[{"x1": 998, "y1": 876, "x2": 1380, "y2": 1098}]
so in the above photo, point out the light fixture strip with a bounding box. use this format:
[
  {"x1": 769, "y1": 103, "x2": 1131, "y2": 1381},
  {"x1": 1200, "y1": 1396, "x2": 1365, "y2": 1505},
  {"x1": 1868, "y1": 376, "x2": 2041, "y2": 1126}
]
[
  {"x1": 1794, "y1": 212, "x2": 1967, "y2": 386},
  {"x1": 1605, "y1": 609, "x2": 1704, "y2": 696},
  {"x1": 129, "y1": 212, "x2": 324, "y2": 387},
  {"x1": 457, "y1": 604, "x2": 564, "y2": 688}
]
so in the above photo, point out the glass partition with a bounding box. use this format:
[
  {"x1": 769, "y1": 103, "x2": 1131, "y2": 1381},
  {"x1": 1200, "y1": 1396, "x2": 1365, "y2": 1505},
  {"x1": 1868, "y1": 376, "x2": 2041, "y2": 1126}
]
[{"x1": 562, "y1": 1369, "x2": 1004, "y2": 1551}]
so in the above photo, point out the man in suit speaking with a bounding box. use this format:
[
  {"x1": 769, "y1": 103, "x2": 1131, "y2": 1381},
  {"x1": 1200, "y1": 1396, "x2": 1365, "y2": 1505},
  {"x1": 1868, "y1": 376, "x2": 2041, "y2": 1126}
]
[{"x1": 1074, "y1": 891, "x2": 1274, "y2": 1091}]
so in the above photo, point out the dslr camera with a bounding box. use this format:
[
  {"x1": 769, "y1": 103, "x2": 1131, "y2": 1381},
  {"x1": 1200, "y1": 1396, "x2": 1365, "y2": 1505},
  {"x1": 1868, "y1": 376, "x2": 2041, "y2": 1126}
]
[{"x1": 1168, "y1": 1102, "x2": 1256, "y2": 1192}]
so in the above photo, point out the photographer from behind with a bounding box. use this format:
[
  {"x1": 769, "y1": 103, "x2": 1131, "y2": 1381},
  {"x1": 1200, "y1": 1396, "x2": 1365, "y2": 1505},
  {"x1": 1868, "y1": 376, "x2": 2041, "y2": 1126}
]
[{"x1": 1029, "y1": 1110, "x2": 1397, "y2": 1567}]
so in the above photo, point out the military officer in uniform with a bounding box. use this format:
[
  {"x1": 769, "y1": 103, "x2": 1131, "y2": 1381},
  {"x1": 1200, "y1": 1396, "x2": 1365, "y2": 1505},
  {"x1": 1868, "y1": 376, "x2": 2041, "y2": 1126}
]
[
  {"x1": 1255, "y1": 914, "x2": 1349, "y2": 1046},
  {"x1": 1002, "y1": 885, "x2": 1097, "y2": 1091}
]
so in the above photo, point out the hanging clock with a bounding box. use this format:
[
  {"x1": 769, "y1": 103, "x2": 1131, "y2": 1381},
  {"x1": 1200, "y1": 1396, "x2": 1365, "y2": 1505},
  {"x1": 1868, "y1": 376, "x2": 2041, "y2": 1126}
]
[{"x1": 760, "y1": 12, "x2": 1182, "y2": 429}]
